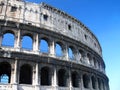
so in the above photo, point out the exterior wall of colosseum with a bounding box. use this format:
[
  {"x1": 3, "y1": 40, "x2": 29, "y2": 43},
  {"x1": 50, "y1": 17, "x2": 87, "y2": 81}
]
[{"x1": 0, "y1": 0, "x2": 109, "y2": 90}]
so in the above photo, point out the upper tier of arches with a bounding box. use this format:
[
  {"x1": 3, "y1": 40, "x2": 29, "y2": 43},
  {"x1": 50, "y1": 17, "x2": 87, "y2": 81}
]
[{"x1": 0, "y1": 0, "x2": 102, "y2": 56}]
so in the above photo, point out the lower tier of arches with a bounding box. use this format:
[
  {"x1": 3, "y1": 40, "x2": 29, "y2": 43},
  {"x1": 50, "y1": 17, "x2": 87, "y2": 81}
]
[{"x1": 0, "y1": 52, "x2": 109, "y2": 90}]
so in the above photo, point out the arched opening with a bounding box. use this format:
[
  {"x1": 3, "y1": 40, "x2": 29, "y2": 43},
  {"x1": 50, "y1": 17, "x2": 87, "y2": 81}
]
[
  {"x1": 19, "y1": 64, "x2": 32, "y2": 84},
  {"x1": 2, "y1": 33, "x2": 15, "y2": 47},
  {"x1": 41, "y1": 67, "x2": 51, "y2": 85},
  {"x1": 91, "y1": 76, "x2": 97, "y2": 89},
  {"x1": 55, "y1": 42, "x2": 63, "y2": 57},
  {"x1": 22, "y1": 35, "x2": 33, "y2": 50},
  {"x1": 0, "y1": 62, "x2": 11, "y2": 84},
  {"x1": 71, "y1": 72, "x2": 79, "y2": 87},
  {"x1": 83, "y1": 74, "x2": 90, "y2": 88},
  {"x1": 40, "y1": 39, "x2": 49, "y2": 53},
  {"x1": 68, "y1": 46, "x2": 74, "y2": 60},
  {"x1": 58, "y1": 69, "x2": 67, "y2": 87}
]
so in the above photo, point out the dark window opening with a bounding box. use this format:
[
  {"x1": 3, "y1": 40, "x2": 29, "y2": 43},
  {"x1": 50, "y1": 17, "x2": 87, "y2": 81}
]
[
  {"x1": 84, "y1": 34, "x2": 87, "y2": 40},
  {"x1": 83, "y1": 74, "x2": 90, "y2": 88},
  {"x1": 72, "y1": 72, "x2": 79, "y2": 87},
  {"x1": 58, "y1": 69, "x2": 67, "y2": 87},
  {"x1": 40, "y1": 39, "x2": 49, "y2": 53},
  {"x1": 11, "y1": 6, "x2": 17, "y2": 12},
  {"x1": 41, "y1": 67, "x2": 51, "y2": 85},
  {"x1": 19, "y1": 64, "x2": 32, "y2": 84},
  {"x1": 94, "y1": 43, "x2": 96, "y2": 47},
  {"x1": 68, "y1": 24, "x2": 71, "y2": 30},
  {"x1": 2, "y1": 33, "x2": 14, "y2": 47},
  {"x1": 0, "y1": 2, "x2": 4, "y2": 6},
  {"x1": 43, "y1": 14, "x2": 48, "y2": 21},
  {"x1": 0, "y1": 62, "x2": 11, "y2": 84}
]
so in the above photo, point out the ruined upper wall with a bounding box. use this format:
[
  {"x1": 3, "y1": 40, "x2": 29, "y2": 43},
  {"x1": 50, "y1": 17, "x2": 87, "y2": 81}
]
[{"x1": 0, "y1": 0, "x2": 102, "y2": 56}]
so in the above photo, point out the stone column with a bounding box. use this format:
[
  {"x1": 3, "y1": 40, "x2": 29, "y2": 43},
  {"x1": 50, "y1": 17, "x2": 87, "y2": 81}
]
[
  {"x1": 15, "y1": 30, "x2": 21, "y2": 51},
  {"x1": 50, "y1": 39, "x2": 55, "y2": 57},
  {"x1": 76, "y1": 49, "x2": 81, "y2": 62},
  {"x1": 33, "y1": 34, "x2": 39, "y2": 54},
  {"x1": 89, "y1": 75, "x2": 93, "y2": 90},
  {"x1": 64, "y1": 44, "x2": 68, "y2": 61},
  {"x1": 35, "y1": 63, "x2": 40, "y2": 90},
  {"x1": 53, "y1": 66, "x2": 58, "y2": 90},
  {"x1": 12, "y1": 59, "x2": 18, "y2": 90},
  {"x1": 96, "y1": 78, "x2": 99, "y2": 90},
  {"x1": 82, "y1": 52, "x2": 88, "y2": 64},
  {"x1": 69, "y1": 68, "x2": 72, "y2": 90},
  {"x1": 81, "y1": 74, "x2": 84, "y2": 90}
]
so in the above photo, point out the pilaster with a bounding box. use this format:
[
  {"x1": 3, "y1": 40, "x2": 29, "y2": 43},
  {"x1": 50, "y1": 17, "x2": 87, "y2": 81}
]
[
  {"x1": 15, "y1": 30, "x2": 21, "y2": 51},
  {"x1": 35, "y1": 63, "x2": 40, "y2": 90},
  {"x1": 12, "y1": 58, "x2": 18, "y2": 90},
  {"x1": 50, "y1": 39, "x2": 55, "y2": 57},
  {"x1": 64, "y1": 44, "x2": 68, "y2": 61},
  {"x1": 33, "y1": 34, "x2": 39, "y2": 54}
]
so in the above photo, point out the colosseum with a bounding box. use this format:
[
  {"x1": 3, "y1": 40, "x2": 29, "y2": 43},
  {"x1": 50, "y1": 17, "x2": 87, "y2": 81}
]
[{"x1": 0, "y1": 0, "x2": 109, "y2": 90}]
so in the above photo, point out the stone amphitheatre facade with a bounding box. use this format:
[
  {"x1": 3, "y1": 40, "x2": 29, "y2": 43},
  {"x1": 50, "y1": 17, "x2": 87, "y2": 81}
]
[{"x1": 0, "y1": 0, "x2": 109, "y2": 90}]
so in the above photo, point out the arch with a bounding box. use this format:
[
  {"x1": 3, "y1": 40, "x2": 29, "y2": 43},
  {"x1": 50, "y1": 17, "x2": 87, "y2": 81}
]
[
  {"x1": 0, "y1": 62, "x2": 11, "y2": 83},
  {"x1": 40, "y1": 38, "x2": 49, "y2": 53},
  {"x1": 58, "y1": 69, "x2": 68, "y2": 87},
  {"x1": 41, "y1": 67, "x2": 51, "y2": 85},
  {"x1": 21, "y1": 35, "x2": 33, "y2": 50},
  {"x1": 68, "y1": 46, "x2": 74, "y2": 60},
  {"x1": 83, "y1": 74, "x2": 90, "y2": 88},
  {"x1": 19, "y1": 64, "x2": 32, "y2": 84},
  {"x1": 71, "y1": 71, "x2": 79, "y2": 87},
  {"x1": 55, "y1": 42, "x2": 63, "y2": 57},
  {"x1": 91, "y1": 76, "x2": 97, "y2": 89},
  {"x1": 2, "y1": 32, "x2": 15, "y2": 47}
]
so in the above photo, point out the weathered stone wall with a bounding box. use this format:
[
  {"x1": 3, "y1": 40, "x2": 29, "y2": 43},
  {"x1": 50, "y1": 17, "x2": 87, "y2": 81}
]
[
  {"x1": 0, "y1": 0, "x2": 102, "y2": 56},
  {"x1": 0, "y1": 0, "x2": 109, "y2": 90}
]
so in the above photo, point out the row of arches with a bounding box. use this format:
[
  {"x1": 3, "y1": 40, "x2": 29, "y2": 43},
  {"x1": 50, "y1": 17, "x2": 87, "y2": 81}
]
[
  {"x1": 1, "y1": 33, "x2": 75, "y2": 58},
  {"x1": 0, "y1": 61, "x2": 107, "y2": 90},
  {"x1": 0, "y1": 31, "x2": 105, "y2": 73},
  {"x1": 1, "y1": 33, "x2": 63, "y2": 55}
]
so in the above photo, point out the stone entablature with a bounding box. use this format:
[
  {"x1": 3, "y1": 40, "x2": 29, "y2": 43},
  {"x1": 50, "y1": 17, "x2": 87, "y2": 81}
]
[{"x1": 0, "y1": 0, "x2": 102, "y2": 56}]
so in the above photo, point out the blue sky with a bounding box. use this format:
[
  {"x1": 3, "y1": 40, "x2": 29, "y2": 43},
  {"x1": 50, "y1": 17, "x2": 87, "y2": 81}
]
[{"x1": 27, "y1": 0, "x2": 120, "y2": 90}]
